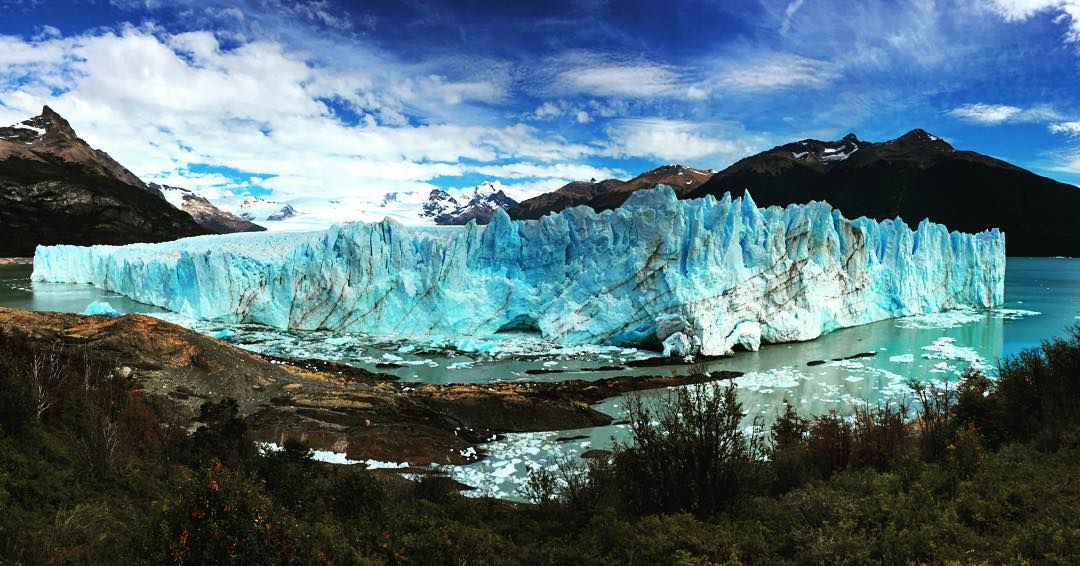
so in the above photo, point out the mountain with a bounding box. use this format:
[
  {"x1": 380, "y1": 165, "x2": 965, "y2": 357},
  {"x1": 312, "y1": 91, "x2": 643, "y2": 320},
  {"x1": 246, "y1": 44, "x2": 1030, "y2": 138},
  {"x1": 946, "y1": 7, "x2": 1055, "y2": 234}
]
[
  {"x1": 686, "y1": 129, "x2": 1080, "y2": 256},
  {"x1": 423, "y1": 181, "x2": 518, "y2": 225},
  {"x1": 0, "y1": 106, "x2": 207, "y2": 257},
  {"x1": 234, "y1": 197, "x2": 299, "y2": 222},
  {"x1": 151, "y1": 183, "x2": 265, "y2": 234},
  {"x1": 267, "y1": 204, "x2": 300, "y2": 221},
  {"x1": 509, "y1": 165, "x2": 714, "y2": 221}
]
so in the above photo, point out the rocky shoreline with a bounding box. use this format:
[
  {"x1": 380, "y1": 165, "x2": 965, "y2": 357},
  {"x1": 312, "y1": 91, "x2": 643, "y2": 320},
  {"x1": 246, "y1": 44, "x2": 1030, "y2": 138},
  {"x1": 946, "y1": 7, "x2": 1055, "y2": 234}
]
[
  {"x1": 0, "y1": 307, "x2": 740, "y2": 468},
  {"x1": 0, "y1": 257, "x2": 33, "y2": 265}
]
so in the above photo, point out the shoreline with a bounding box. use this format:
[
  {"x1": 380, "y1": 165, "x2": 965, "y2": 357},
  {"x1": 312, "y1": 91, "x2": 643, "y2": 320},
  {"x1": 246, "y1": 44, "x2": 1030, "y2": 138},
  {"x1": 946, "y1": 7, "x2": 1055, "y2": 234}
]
[
  {"x1": 0, "y1": 257, "x2": 32, "y2": 265},
  {"x1": 0, "y1": 306, "x2": 738, "y2": 469}
]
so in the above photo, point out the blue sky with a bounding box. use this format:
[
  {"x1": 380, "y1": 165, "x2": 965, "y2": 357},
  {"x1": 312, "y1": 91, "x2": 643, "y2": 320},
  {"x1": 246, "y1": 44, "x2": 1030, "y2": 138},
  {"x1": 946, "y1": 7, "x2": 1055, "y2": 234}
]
[{"x1": 1, "y1": 0, "x2": 1079, "y2": 208}]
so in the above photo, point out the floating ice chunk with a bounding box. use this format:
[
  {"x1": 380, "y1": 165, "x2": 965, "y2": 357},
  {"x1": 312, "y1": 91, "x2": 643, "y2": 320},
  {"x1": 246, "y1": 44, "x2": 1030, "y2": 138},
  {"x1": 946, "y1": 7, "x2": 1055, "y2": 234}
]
[
  {"x1": 921, "y1": 337, "x2": 990, "y2": 372},
  {"x1": 210, "y1": 328, "x2": 236, "y2": 341},
  {"x1": 81, "y1": 301, "x2": 120, "y2": 317},
  {"x1": 888, "y1": 354, "x2": 915, "y2": 364},
  {"x1": 735, "y1": 367, "x2": 804, "y2": 391},
  {"x1": 898, "y1": 307, "x2": 1040, "y2": 329}
]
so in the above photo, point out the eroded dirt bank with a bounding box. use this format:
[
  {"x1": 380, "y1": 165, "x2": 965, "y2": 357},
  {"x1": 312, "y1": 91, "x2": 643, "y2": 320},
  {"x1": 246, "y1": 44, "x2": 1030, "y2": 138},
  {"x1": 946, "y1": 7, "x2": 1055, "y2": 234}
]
[{"x1": 0, "y1": 307, "x2": 739, "y2": 465}]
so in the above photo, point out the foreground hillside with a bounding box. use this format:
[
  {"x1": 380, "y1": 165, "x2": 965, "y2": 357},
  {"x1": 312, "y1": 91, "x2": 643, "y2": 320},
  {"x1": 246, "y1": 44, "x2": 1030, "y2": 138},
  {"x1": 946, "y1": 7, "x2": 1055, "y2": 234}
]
[{"x1": 0, "y1": 307, "x2": 1077, "y2": 563}]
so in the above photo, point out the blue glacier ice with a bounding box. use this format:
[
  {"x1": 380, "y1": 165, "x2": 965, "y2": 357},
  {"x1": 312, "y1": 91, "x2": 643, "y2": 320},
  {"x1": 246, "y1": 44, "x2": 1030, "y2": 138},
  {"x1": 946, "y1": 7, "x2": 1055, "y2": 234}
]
[
  {"x1": 81, "y1": 300, "x2": 120, "y2": 317},
  {"x1": 32, "y1": 187, "x2": 1006, "y2": 356}
]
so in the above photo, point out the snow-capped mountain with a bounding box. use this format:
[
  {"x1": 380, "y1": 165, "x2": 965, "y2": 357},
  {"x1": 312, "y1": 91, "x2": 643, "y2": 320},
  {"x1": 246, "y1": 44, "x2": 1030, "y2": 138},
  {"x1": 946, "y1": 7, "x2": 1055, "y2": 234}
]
[
  {"x1": 419, "y1": 181, "x2": 519, "y2": 225},
  {"x1": 687, "y1": 128, "x2": 1079, "y2": 256},
  {"x1": 151, "y1": 184, "x2": 265, "y2": 234},
  {"x1": 234, "y1": 197, "x2": 300, "y2": 223},
  {"x1": 266, "y1": 204, "x2": 300, "y2": 221},
  {"x1": 213, "y1": 181, "x2": 526, "y2": 232}
]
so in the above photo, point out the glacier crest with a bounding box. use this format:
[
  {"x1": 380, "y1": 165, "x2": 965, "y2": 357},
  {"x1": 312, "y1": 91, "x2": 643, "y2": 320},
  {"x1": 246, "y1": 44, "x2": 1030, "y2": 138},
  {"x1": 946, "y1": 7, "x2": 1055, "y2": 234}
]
[{"x1": 32, "y1": 187, "x2": 1006, "y2": 355}]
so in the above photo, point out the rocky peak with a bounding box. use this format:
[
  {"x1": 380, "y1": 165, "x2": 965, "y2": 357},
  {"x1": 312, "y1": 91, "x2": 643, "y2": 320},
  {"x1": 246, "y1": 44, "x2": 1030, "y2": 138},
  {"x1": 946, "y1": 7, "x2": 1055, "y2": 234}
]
[
  {"x1": 0, "y1": 106, "x2": 147, "y2": 189},
  {"x1": 267, "y1": 204, "x2": 300, "y2": 221},
  {"x1": 894, "y1": 128, "x2": 952, "y2": 149},
  {"x1": 428, "y1": 182, "x2": 519, "y2": 225}
]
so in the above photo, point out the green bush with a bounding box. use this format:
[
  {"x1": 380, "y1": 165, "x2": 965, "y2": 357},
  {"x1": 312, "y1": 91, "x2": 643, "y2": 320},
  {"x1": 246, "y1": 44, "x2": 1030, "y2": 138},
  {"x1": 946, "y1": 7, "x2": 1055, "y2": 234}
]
[{"x1": 608, "y1": 382, "x2": 767, "y2": 517}]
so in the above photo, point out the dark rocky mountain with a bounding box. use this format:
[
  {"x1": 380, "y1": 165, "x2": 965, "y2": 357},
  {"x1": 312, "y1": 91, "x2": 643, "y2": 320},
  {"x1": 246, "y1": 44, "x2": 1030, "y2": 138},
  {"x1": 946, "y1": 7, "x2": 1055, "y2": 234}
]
[
  {"x1": 509, "y1": 164, "x2": 714, "y2": 220},
  {"x1": 150, "y1": 183, "x2": 265, "y2": 234},
  {"x1": 0, "y1": 106, "x2": 208, "y2": 257},
  {"x1": 421, "y1": 182, "x2": 519, "y2": 225},
  {"x1": 687, "y1": 129, "x2": 1080, "y2": 256}
]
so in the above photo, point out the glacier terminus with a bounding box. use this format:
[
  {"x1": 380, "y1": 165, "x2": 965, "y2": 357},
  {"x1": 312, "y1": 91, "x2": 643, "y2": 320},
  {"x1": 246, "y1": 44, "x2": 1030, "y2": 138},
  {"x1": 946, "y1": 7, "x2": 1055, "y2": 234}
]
[{"x1": 32, "y1": 187, "x2": 1006, "y2": 356}]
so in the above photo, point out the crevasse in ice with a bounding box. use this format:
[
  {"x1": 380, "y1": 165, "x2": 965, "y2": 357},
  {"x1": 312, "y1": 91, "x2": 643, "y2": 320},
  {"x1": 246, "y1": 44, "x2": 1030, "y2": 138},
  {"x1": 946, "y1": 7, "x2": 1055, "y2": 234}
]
[{"x1": 32, "y1": 187, "x2": 1006, "y2": 356}]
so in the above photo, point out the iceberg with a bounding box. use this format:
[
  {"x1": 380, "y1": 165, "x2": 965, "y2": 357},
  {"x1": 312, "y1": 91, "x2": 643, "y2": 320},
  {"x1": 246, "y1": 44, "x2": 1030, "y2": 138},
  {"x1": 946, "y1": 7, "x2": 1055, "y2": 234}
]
[{"x1": 32, "y1": 187, "x2": 1005, "y2": 356}]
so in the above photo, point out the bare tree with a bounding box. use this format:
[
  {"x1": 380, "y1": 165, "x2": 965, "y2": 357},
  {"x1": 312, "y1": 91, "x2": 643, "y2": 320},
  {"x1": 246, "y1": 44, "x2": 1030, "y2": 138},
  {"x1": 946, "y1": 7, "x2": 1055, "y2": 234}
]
[{"x1": 27, "y1": 346, "x2": 67, "y2": 420}]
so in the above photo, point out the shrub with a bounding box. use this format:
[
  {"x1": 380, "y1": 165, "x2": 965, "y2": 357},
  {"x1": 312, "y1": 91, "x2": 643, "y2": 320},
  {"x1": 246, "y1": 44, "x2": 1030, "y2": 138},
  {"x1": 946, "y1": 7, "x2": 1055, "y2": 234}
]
[
  {"x1": 191, "y1": 399, "x2": 252, "y2": 468},
  {"x1": 522, "y1": 466, "x2": 557, "y2": 507},
  {"x1": 609, "y1": 383, "x2": 767, "y2": 517},
  {"x1": 850, "y1": 401, "x2": 910, "y2": 471},
  {"x1": 153, "y1": 464, "x2": 308, "y2": 565}
]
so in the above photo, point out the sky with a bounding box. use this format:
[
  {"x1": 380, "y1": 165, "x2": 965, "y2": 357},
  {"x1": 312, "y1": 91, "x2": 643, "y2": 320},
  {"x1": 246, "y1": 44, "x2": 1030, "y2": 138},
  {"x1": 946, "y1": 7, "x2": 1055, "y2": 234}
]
[{"x1": 1, "y1": 0, "x2": 1080, "y2": 211}]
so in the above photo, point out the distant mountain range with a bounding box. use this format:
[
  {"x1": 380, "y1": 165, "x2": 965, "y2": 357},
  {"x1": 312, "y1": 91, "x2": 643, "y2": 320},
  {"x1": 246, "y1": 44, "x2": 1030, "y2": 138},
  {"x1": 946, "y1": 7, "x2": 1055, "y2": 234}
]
[
  {"x1": 0, "y1": 107, "x2": 209, "y2": 257},
  {"x1": 151, "y1": 184, "x2": 265, "y2": 234},
  {"x1": 514, "y1": 130, "x2": 1080, "y2": 256},
  {"x1": 510, "y1": 165, "x2": 714, "y2": 221},
  {"x1": 419, "y1": 181, "x2": 519, "y2": 225},
  {"x1": 4, "y1": 106, "x2": 1077, "y2": 256}
]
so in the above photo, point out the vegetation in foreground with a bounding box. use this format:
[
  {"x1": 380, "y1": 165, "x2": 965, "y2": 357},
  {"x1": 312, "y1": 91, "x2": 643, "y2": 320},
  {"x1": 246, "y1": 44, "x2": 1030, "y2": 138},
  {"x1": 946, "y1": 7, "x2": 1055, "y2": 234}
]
[{"x1": 0, "y1": 326, "x2": 1079, "y2": 564}]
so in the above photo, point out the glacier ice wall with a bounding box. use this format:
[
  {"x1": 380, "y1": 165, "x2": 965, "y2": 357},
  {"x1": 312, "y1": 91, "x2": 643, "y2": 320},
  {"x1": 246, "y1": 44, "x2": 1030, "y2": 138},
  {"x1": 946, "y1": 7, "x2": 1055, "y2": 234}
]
[{"x1": 32, "y1": 187, "x2": 1006, "y2": 356}]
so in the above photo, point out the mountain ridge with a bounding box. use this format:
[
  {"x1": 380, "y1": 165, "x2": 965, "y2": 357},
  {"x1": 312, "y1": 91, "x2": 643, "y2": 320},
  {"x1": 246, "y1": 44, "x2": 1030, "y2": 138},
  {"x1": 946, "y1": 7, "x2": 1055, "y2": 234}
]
[
  {"x1": 687, "y1": 128, "x2": 1077, "y2": 256},
  {"x1": 0, "y1": 106, "x2": 209, "y2": 256},
  {"x1": 511, "y1": 129, "x2": 1079, "y2": 256}
]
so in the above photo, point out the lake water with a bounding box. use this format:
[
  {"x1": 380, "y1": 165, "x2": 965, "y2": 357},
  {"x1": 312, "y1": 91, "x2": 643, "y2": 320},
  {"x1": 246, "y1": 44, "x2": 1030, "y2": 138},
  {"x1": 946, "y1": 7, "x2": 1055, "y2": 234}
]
[{"x1": 2, "y1": 258, "x2": 1078, "y2": 498}]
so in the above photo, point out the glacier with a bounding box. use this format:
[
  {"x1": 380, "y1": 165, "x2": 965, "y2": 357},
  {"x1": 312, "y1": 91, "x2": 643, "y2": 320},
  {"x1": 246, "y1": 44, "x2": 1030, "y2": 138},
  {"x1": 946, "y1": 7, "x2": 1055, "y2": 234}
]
[{"x1": 32, "y1": 187, "x2": 1006, "y2": 356}]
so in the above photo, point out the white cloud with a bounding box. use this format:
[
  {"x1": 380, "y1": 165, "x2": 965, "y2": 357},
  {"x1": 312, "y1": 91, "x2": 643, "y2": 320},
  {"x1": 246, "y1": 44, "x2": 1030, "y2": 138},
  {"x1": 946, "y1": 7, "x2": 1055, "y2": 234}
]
[
  {"x1": 948, "y1": 103, "x2": 1060, "y2": 125},
  {"x1": 601, "y1": 119, "x2": 757, "y2": 163},
  {"x1": 1048, "y1": 149, "x2": 1080, "y2": 174},
  {"x1": 469, "y1": 162, "x2": 617, "y2": 181},
  {"x1": 780, "y1": 0, "x2": 806, "y2": 34},
  {"x1": 713, "y1": 54, "x2": 839, "y2": 92},
  {"x1": 1049, "y1": 121, "x2": 1080, "y2": 135},
  {"x1": 532, "y1": 101, "x2": 562, "y2": 120},
  {"x1": 545, "y1": 52, "x2": 693, "y2": 99},
  {"x1": 0, "y1": 26, "x2": 595, "y2": 205},
  {"x1": 988, "y1": 0, "x2": 1080, "y2": 42}
]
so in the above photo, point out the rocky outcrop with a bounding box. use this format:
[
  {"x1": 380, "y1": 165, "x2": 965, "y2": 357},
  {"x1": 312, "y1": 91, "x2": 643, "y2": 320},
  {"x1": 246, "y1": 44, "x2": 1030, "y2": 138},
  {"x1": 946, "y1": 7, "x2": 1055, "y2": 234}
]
[
  {"x1": 0, "y1": 306, "x2": 738, "y2": 465},
  {"x1": 0, "y1": 107, "x2": 207, "y2": 256}
]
